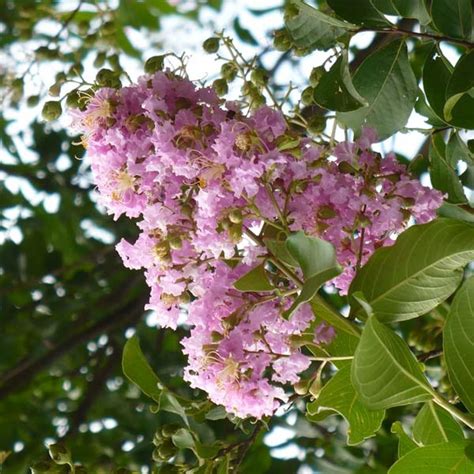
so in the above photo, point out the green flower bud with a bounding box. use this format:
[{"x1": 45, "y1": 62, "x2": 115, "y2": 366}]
[
  {"x1": 307, "y1": 115, "x2": 326, "y2": 134},
  {"x1": 212, "y1": 78, "x2": 228, "y2": 97},
  {"x1": 161, "y1": 424, "x2": 181, "y2": 438},
  {"x1": 273, "y1": 29, "x2": 292, "y2": 51},
  {"x1": 48, "y1": 82, "x2": 62, "y2": 97},
  {"x1": 309, "y1": 66, "x2": 325, "y2": 87},
  {"x1": 93, "y1": 51, "x2": 106, "y2": 68},
  {"x1": 48, "y1": 442, "x2": 71, "y2": 465},
  {"x1": 157, "y1": 440, "x2": 177, "y2": 460},
  {"x1": 168, "y1": 235, "x2": 182, "y2": 250},
  {"x1": 202, "y1": 37, "x2": 220, "y2": 54},
  {"x1": 42, "y1": 101, "x2": 62, "y2": 121},
  {"x1": 96, "y1": 68, "x2": 117, "y2": 87},
  {"x1": 228, "y1": 209, "x2": 243, "y2": 224},
  {"x1": 145, "y1": 55, "x2": 165, "y2": 74},
  {"x1": 27, "y1": 95, "x2": 40, "y2": 107},
  {"x1": 250, "y1": 68, "x2": 268, "y2": 88},
  {"x1": 66, "y1": 90, "x2": 80, "y2": 109},
  {"x1": 221, "y1": 62, "x2": 238, "y2": 82},
  {"x1": 301, "y1": 86, "x2": 314, "y2": 106}
]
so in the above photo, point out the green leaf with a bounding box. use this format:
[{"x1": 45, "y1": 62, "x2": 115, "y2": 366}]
[
  {"x1": 413, "y1": 401, "x2": 464, "y2": 445},
  {"x1": 391, "y1": 422, "x2": 418, "y2": 458},
  {"x1": 437, "y1": 203, "x2": 474, "y2": 224},
  {"x1": 338, "y1": 40, "x2": 418, "y2": 140},
  {"x1": 391, "y1": 0, "x2": 431, "y2": 24},
  {"x1": 122, "y1": 335, "x2": 189, "y2": 426},
  {"x1": 327, "y1": 0, "x2": 390, "y2": 27},
  {"x1": 172, "y1": 428, "x2": 195, "y2": 449},
  {"x1": 349, "y1": 219, "x2": 474, "y2": 323},
  {"x1": 233, "y1": 17, "x2": 258, "y2": 45},
  {"x1": 388, "y1": 442, "x2": 474, "y2": 473},
  {"x1": 371, "y1": 0, "x2": 398, "y2": 15},
  {"x1": 443, "y1": 51, "x2": 474, "y2": 129},
  {"x1": 285, "y1": 0, "x2": 356, "y2": 52},
  {"x1": 431, "y1": 0, "x2": 473, "y2": 40},
  {"x1": 286, "y1": 231, "x2": 341, "y2": 279},
  {"x1": 264, "y1": 238, "x2": 298, "y2": 267},
  {"x1": 429, "y1": 133, "x2": 467, "y2": 204},
  {"x1": 444, "y1": 277, "x2": 474, "y2": 413},
  {"x1": 307, "y1": 365, "x2": 385, "y2": 445},
  {"x1": 423, "y1": 48, "x2": 452, "y2": 122},
  {"x1": 447, "y1": 132, "x2": 474, "y2": 167},
  {"x1": 122, "y1": 335, "x2": 163, "y2": 404},
  {"x1": 313, "y1": 51, "x2": 368, "y2": 112},
  {"x1": 351, "y1": 316, "x2": 433, "y2": 409},
  {"x1": 283, "y1": 232, "x2": 341, "y2": 318},
  {"x1": 233, "y1": 263, "x2": 274, "y2": 292}
]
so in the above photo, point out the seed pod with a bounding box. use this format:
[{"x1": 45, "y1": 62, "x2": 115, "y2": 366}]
[{"x1": 250, "y1": 68, "x2": 268, "y2": 88}]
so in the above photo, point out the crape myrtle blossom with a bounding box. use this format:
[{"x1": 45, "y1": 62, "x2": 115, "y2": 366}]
[{"x1": 72, "y1": 70, "x2": 442, "y2": 418}]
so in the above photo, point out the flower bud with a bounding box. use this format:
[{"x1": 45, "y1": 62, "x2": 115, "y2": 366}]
[
  {"x1": 212, "y1": 78, "x2": 228, "y2": 97},
  {"x1": 273, "y1": 29, "x2": 292, "y2": 51},
  {"x1": 221, "y1": 62, "x2": 238, "y2": 82},
  {"x1": 48, "y1": 442, "x2": 71, "y2": 465},
  {"x1": 250, "y1": 68, "x2": 268, "y2": 88},
  {"x1": 42, "y1": 101, "x2": 62, "y2": 121},
  {"x1": 301, "y1": 86, "x2": 314, "y2": 106},
  {"x1": 228, "y1": 209, "x2": 243, "y2": 224},
  {"x1": 96, "y1": 68, "x2": 117, "y2": 87},
  {"x1": 309, "y1": 66, "x2": 325, "y2": 87},
  {"x1": 93, "y1": 51, "x2": 106, "y2": 68},
  {"x1": 161, "y1": 424, "x2": 181, "y2": 438},
  {"x1": 317, "y1": 205, "x2": 337, "y2": 220},
  {"x1": 145, "y1": 55, "x2": 165, "y2": 74},
  {"x1": 202, "y1": 37, "x2": 220, "y2": 53},
  {"x1": 27, "y1": 95, "x2": 40, "y2": 107},
  {"x1": 307, "y1": 115, "x2": 326, "y2": 134}
]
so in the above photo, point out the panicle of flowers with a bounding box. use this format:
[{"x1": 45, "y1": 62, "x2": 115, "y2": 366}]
[{"x1": 71, "y1": 68, "x2": 442, "y2": 418}]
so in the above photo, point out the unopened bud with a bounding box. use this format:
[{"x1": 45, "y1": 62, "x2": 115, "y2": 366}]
[
  {"x1": 203, "y1": 37, "x2": 220, "y2": 54},
  {"x1": 212, "y1": 78, "x2": 228, "y2": 97},
  {"x1": 42, "y1": 101, "x2": 62, "y2": 121},
  {"x1": 48, "y1": 442, "x2": 71, "y2": 465}
]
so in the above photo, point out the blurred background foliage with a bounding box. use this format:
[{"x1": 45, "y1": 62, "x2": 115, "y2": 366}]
[{"x1": 0, "y1": 0, "x2": 464, "y2": 472}]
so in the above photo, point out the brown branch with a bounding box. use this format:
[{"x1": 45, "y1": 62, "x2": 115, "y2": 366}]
[
  {"x1": 0, "y1": 292, "x2": 147, "y2": 400},
  {"x1": 358, "y1": 26, "x2": 474, "y2": 50},
  {"x1": 62, "y1": 342, "x2": 121, "y2": 439},
  {"x1": 417, "y1": 349, "x2": 443, "y2": 362}
]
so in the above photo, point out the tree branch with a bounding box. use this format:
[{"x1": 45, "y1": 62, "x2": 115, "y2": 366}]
[{"x1": 0, "y1": 292, "x2": 147, "y2": 400}]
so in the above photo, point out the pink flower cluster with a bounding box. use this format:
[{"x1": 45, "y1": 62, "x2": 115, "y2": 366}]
[{"x1": 72, "y1": 70, "x2": 442, "y2": 418}]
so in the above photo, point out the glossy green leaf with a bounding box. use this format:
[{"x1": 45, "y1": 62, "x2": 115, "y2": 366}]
[
  {"x1": 371, "y1": 0, "x2": 398, "y2": 14},
  {"x1": 351, "y1": 316, "x2": 433, "y2": 409},
  {"x1": 122, "y1": 335, "x2": 189, "y2": 426},
  {"x1": 413, "y1": 401, "x2": 464, "y2": 445},
  {"x1": 431, "y1": 0, "x2": 473, "y2": 40},
  {"x1": 286, "y1": 231, "x2": 341, "y2": 279},
  {"x1": 327, "y1": 0, "x2": 390, "y2": 27},
  {"x1": 233, "y1": 263, "x2": 274, "y2": 292},
  {"x1": 285, "y1": 0, "x2": 356, "y2": 52},
  {"x1": 443, "y1": 51, "x2": 474, "y2": 129},
  {"x1": 444, "y1": 277, "x2": 474, "y2": 413},
  {"x1": 313, "y1": 51, "x2": 368, "y2": 112},
  {"x1": 388, "y1": 442, "x2": 474, "y2": 473},
  {"x1": 447, "y1": 132, "x2": 474, "y2": 167},
  {"x1": 423, "y1": 48, "x2": 452, "y2": 122},
  {"x1": 391, "y1": 422, "x2": 418, "y2": 458},
  {"x1": 338, "y1": 40, "x2": 418, "y2": 140},
  {"x1": 307, "y1": 365, "x2": 385, "y2": 445},
  {"x1": 392, "y1": 0, "x2": 431, "y2": 24},
  {"x1": 349, "y1": 219, "x2": 474, "y2": 323},
  {"x1": 264, "y1": 238, "x2": 299, "y2": 267},
  {"x1": 429, "y1": 133, "x2": 467, "y2": 204},
  {"x1": 437, "y1": 203, "x2": 474, "y2": 223},
  {"x1": 283, "y1": 232, "x2": 341, "y2": 317},
  {"x1": 122, "y1": 335, "x2": 163, "y2": 404}
]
